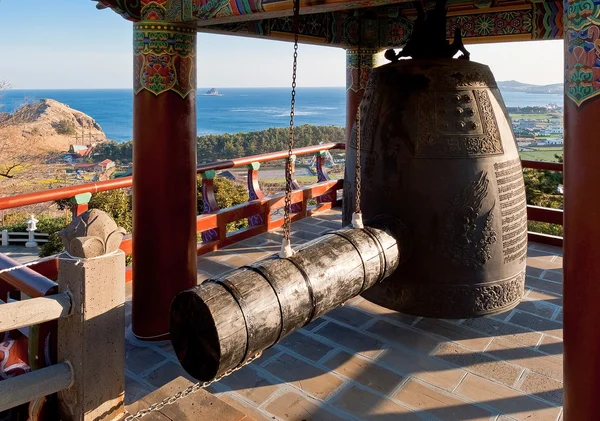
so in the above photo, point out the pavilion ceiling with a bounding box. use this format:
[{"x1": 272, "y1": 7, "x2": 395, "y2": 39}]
[{"x1": 95, "y1": 0, "x2": 563, "y2": 46}]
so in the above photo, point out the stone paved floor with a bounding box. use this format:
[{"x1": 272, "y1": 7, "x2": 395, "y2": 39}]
[
  {"x1": 0, "y1": 245, "x2": 41, "y2": 263},
  {"x1": 124, "y1": 208, "x2": 564, "y2": 421}
]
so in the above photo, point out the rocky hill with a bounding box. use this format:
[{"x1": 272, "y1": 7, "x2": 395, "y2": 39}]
[
  {"x1": 498, "y1": 80, "x2": 563, "y2": 94},
  {"x1": 0, "y1": 99, "x2": 107, "y2": 154}
]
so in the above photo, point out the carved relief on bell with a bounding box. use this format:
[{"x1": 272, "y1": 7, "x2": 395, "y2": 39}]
[{"x1": 343, "y1": 59, "x2": 527, "y2": 318}]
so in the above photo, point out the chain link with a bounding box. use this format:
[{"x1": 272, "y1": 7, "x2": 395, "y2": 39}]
[
  {"x1": 283, "y1": 0, "x2": 300, "y2": 242},
  {"x1": 124, "y1": 353, "x2": 262, "y2": 420},
  {"x1": 354, "y1": 16, "x2": 362, "y2": 215}
]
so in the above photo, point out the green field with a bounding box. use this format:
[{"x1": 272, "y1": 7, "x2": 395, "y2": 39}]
[
  {"x1": 519, "y1": 147, "x2": 563, "y2": 162},
  {"x1": 509, "y1": 113, "x2": 559, "y2": 121}
]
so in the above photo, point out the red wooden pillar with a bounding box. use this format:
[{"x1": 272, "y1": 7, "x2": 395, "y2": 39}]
[
  {"x1": 564, "y1": 6, "x2": 600, "y2": 418},
  {"x1": 132, "y1": 22, "x2": 198, "y2": 340},
  {"x1": 345, "y1": 49, "x2": 384, "y2": 143}
]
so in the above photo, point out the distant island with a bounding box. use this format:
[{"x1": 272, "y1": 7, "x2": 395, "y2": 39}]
[
  {"x1": 498, "y1": 80, "x2": 562, "y2": 94},
  {"x1": 203, "y1": 88, "x2": 221, "y2": 96}
]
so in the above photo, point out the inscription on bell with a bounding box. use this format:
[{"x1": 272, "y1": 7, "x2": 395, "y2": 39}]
[{"x1": 495, "y1": 158, "x2": 528, "y2": 263}]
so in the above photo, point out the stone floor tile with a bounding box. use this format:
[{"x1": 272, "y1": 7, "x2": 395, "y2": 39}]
[
  {"x1": 526, "y1": 266, "x2": 545, "y2": 279},
  {"x1": 352, "y1": 299, "x2": 420, "y2": 325},
  {"x1": 527, "y1": 257, "x2": 562, "y2": 271},
  {"x1": 221, "y1": 246, "x2": 275, "y2": 262},
  {"x1": 508, "y1": 311, "x2": 562, "y2": 339},
  {"x1": 528, "y1": 243, "x2": 562, "y2": 256},
  {"x1": 366, "y1": 320, "x2": 442, "y2": 354},
  {"x1": 394, "y1": 379, "x2": 495, "y2": 421},
  {"x1": 518, "y1": 371, "x2": 563, "y2": 405},
  {"x1": 486, "y1": 338, "x2": 563, "y2": 381},
  {"x1": 538, "y1": 336, "x2": 563, "y2": 359},
  {"x1": 263, "y1": 353, "x2": 344, "y2": 399},
  {"x1": 460, "y1": 317, "x2": 543, "y2": 347},
  {"x1": 279, "y1": 331, "x2": 335, "y2": 362},
  {"x1": 218, "y1": 365, "x2": 280, "y2": 405},
  {"x1": 525, "y1": 277, "x2": 563, "y2": 296},
  {"x1": 302, "y1": 318, "x2": 328, "y2": 332},
  {"x1": 323, "y1": 350, "x2": 405, "y2": 395},
  {"x1": 434, "y1": 343, "x2": 522, "y2": 387},
  {"x1": 333, "y1": 384, "x2": 421, "y2": 421},
  {"x1": 260, "y1": 232, "x2": 284, "y2": 243},
  {"x1": 542, "y1": 270, "x2": 563, "y2": 283},
  {"x1": 125, "y1": 346, "x2": 168, "y2": 375},
  {"x1": 197, "y1": 257, "x2": 236, "y2": 277},
  {"x1": 217, "y1": 393, "x2": 277, "y2": 421},
  {"x1": 291, "y1": 221, "x2": 329, "y2": 234},
  {"x1": 515, "y1": 300, "x2": 557, "y2": 320},
  {"x1": 315, "y1": 220, "x2": 344, "y2": 230},
  {"x1": 125, "y1": 375, "x2": 153, "y2": 405},
  {"x1": 314, "y1": 321, "x2": 385, "y2": 358},
  {"x1": 555, "y1": 311, "x2": 562, "y2": 322},
  {"x1": 264, "y1": 391, "x2": 346, "y2": 421},
  {"x1": 220, "y1": 253, "x2": 258, "y2": 268},
  {"x1": 414, "y1": 318, "x2": 493, "y2": 352},
  {"x1": 144, "y1": 361, "x2": 196, "y2": 389},
  {"x1": 379, "y1": 346, "x2": 466, "y2": 391},
  {"x1": 526, "y1": 289, "x2": 562, "y2": 306},
  {"x1": 312, "y1": 213, "x2": 343, "y2": 222},
  {"x1": 290, "y1": 230, "x2": 319, "y2": 241},
  {"x1": 455, "y1": 374, "x2": 562, "y2": 421},
  {"x1": 325, "y1": 305, "x2": 374, "y2": 328}
]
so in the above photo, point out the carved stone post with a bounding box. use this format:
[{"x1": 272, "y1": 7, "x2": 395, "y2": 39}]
[{"x1": 57, "y1": 209, "x2": 126, "y2": 421}]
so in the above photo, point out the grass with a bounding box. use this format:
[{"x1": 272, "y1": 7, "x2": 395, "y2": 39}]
[
  {"x1": 519, "y1": 150, "x2": 562, "y2": 162},
  {"x1": 509, "y1": 113, "x2": 560, "y2": 120}
]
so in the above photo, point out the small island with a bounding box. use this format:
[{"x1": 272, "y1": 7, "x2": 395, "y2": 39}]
[{"x1": 204, "y1": 88, "x2": 220, "y2": 96}]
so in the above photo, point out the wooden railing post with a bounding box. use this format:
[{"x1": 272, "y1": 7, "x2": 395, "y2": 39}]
[
  {"x1": 289, "y1": 155, "x2": 304, "y2": 215},
  {"x1": 247, "y1": 162, "x2": 266, "y2": 226},
  {"x1": 70, "y1": 192, "x2": 92, "y2": 218},
  {"x1": 200, "y1": 170, "x2": 220, "y2": 242},
  {"x1": 315, "y1": 151, "x2": 337, "y2": 205},
  {"x1": 57, "y1": 209, "x2": 126, "y2": 421}
]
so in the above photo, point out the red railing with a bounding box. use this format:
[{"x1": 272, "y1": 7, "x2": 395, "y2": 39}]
[
  {"x1": 1, "y1": 143, "x2": 345, "y2": 283},
  {"x1": 521, "y1": 159, "x2": 564, "y2": 247},
  {"x1": 1, "y1": 149, "x2": 565, "y2": 287}
]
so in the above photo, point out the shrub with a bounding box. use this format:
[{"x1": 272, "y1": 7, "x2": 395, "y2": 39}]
[
  {"x1": 88, "y1": 190, "x2": 133, "y2": 233},
  {"x1": 53, "y1": 119, "x2": 76, "y2": 135},
  {"x1": 197, "y1": 176, "x2": 249, "y2": 232}
]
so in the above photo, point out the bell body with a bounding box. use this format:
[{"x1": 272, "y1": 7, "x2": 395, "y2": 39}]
[{"x1": 344, "y1": 59, "x2": 527, "y2": 318}]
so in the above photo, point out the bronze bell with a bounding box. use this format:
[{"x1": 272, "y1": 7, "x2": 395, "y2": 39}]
[{"x1": 343, "y1": 58, "x2": 527, "y2": 318}]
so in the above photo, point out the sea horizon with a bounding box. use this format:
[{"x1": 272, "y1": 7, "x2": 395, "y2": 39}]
[{"x1": 1, "y1": 87, "x2": 564, "y2": 143}]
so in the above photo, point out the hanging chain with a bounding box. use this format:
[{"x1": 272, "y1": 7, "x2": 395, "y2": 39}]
[
  {"x1": 282, "y1": 0, "x2": 300, "y2": 245},
  {"x1": 124, "y1": 353, "x2": 262, "y2": 420},
  {"x1": 351, "y1": 12, "x2": 364, "y2": 229},
  {"x1": 354, "y1": 42, "x2": 362, "y2": 215}
]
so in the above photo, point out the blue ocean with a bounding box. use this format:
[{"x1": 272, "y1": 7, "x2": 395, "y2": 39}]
[{"x1": 1, "y1": 88, "x2": 562, "y2": 142}]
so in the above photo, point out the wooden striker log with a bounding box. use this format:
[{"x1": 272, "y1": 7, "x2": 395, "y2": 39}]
[{"x1": 170, "y1": 216, "x2": 407, "y2": 381}]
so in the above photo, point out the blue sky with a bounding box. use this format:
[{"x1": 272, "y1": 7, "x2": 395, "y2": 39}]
[{"x1": 0, "y1": 1, "x2": 563, "y2": 89}]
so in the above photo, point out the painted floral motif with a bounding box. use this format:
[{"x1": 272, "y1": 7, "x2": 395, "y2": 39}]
[
  {"x1": 475, "y1": 15, "x2": 495, "y2": 35},
  {"x1": 447, "y1": 9, "x2": 532, "y2": 39},
  {"x1": 565, "y1": 0, "x2": 600, "y2": 105},
  {"x1": 133, "y1": 23, "x2": 197, "y2": 97}
]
